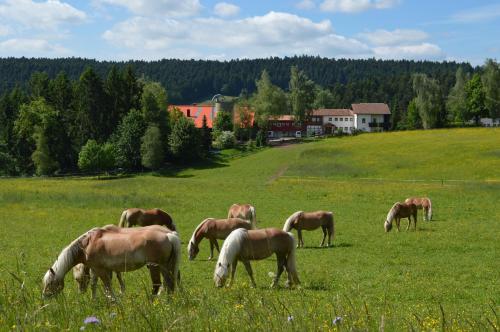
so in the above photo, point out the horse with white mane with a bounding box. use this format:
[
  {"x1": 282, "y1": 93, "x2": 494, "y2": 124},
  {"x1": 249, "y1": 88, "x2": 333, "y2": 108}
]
[
  {"x1": 43, "y1": 225, "x2": 181, "y2": 299},
  {"x1": 405, "y1": 197, "x2": 432, "y2": 221},
  {"x1": 283, "y1": 211, "x2": 334, "y2": 247},
  {"x1": 118, "y1": 208, "x2": 176, "y2": 231},
  {"x1": 214, "y1": 228, "x2": 300, "y2": 288},
  {"x1": 384, "y1": 202, "x2": 418, "y2": 232},
  {"x1": 227, "y1": 204, "x2": 256, "y2": 229},
  {"x1": 187, "y1": 218, "x2": 253, "y2": 260}
]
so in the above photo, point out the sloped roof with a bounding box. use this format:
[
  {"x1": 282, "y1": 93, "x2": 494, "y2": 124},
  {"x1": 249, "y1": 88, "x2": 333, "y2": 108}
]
[
  {"x1": 269, "y1": 115, "x2": 295, "y2": 121},
  {"x1": 168, "y1": 105, "x2": 216, "y2": 128},
  {"x1": 313, "y1": 109, "x2": 353, "y2": 116},
  {"x1": 351, "y1": 103, "x2": 391, "y2": 115}
]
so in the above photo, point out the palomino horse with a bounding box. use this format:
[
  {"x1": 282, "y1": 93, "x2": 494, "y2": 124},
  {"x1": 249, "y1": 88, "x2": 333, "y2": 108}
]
[
  {"x1": 43, "y1": 225, "x2": 181, "y2": 299},
  {"x1": 73, "y1": 263, "x2": 125, "y2": 296},
  {"x1": 384, "y1": 202, "x2": 418, "y2": 232},
  {"x1": 405, "y1": 197, "x2": 432, "y2": 221},
  {"x1": 227, "y1": 204, "x2": 256, "y2": 229},
  {"x1": 283, "y1": 211, "x2": 334, "y2": 247},
  {"x1": 187, "y1": 218, "x2": 253, "y2": 260},
  {"x1": 214, "y1": 228, "x2": 300, "y2": 288},
  {"x1": 118, "y1": 208, "x2": 176, "y2": 231}
]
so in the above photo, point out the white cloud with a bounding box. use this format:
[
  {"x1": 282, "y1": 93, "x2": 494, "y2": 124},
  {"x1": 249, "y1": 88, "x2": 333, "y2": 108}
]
[
  {"x1": 450, "y1": 4, "x2": 500, "y2": 23},
  {"x1": 0, "y1": 0, "x2": 86, "y2": 30},
  {"x1": 358, "y1": 29, "x2": 428, "y2": 46},
  {"x1": 296, "y1": 0, "x2": 316, "y2": 10},
  {"x1": 98, "y1": 0, "x2": 202, "y2": 17},
  {"x1": 373, "y1": 43, "x2": 443, "y2": 60},
  {"x1": 0, "y1": 38, "x2": 69, "y2": 56},
  {"x1": 214, "y1": 2, "x2": 240, "y2": 17},
  {"x1": 320, "y1": 0, "x2": 399, "y2": 13},
  {"x1": 101, "y1": 11, "x2": 371, "y2": 59}
]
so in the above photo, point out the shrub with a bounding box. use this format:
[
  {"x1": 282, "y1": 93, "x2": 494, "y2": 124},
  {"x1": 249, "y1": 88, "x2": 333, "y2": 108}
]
[
  {"x1": 169, "y1": 116, "x2": 201, "y2": 162},
  {"x1": 141, "y1": 125, "x2": 164, "y2": 170},
  {"x1": 78, "y1": 140, "x2": 116, "y2": 173},
  {"x1": 213, "y1": 131, "x2": 236, "y2": 149}
]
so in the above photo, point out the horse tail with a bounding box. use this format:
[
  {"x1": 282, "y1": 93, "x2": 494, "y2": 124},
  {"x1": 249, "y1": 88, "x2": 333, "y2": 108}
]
[
  {"x1": 328, "y1": 212, "x2": 335, "y2": 242},
  {"x1": 427, "y1": 198, "x2": 432, "y2": 221},
  {"x1": 283, "y1": 211, "x2": 302, "y2": 232},
  {"x1": 118, "y1": 210, "x2": 128, "y2": 227},
  {"x1": 166, "y1": 232, "x2": 181, "y2": 291},
  {"x1": 286, "y1": 232, "x2": 300, "y2": 285},
  {"x1": 249, "y1": 206, "x2": 257, "y2": 229}
]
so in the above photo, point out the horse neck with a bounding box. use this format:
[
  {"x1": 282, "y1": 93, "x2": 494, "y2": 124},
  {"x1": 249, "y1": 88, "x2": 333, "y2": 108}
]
[
  {"x1": 190, "y1": 219, "x2": 208, "y2": 247},
  {"x1": 218, "y1": 230, "x2": 244, "y2": 266},
  {"x1": 386, "y1": 204, "x2": 398, "y2": 222},
  {"x1": 283, "y1": 211, "x2": 301, "y2": 231},
  {"x1": 53, "y1": 239, "x2": 84, "y2": 280}
]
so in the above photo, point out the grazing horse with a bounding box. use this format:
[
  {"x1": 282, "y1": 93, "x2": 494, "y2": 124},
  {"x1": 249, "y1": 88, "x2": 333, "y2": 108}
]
[
  {"x1": 384, "y1": 202, "x2": 418, "y2": 232},
  {"x1": 227, "y1": 204, "x2": 256, "y2": 229},
  {"x1": 187, "y1": 218, "x2": 253, "y2": 260},
  {"x1": 43, "y1": 225, "x2": 181, "y2": 299},
  {"x1": 214, "y1": 228, "x2": 300, "y2": 288},
  {"x1": 405, "y1": 197, "x2": 432, "y2": 221},
  {"x1": 73, "y1": 263, "x2": 125, "y2": 296},
  {"x1": 282, "y1": 211, "x2": 334, "y2": 247},
  {"x1": 118, "y1": 208, "x2": 176, "y2": 231}
]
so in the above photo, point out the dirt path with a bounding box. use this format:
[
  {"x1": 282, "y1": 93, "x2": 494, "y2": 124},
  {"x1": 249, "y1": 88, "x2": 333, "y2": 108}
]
[{"x1": 267, "y1": 164, "x2": 289, "y2": 184}]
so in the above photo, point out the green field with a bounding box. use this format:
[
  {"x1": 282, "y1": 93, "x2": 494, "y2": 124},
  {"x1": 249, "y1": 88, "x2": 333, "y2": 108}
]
[{"x1": 0, "y1": 128, "x2": 499, "y2": 331}]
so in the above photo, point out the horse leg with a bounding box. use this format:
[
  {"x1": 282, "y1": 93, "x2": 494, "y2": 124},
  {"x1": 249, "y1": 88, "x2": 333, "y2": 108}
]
[
  {"x1": 116, "y1": 272, "x2": 125, "y2": 294},
  {"x1": 213, "y1": 239, "x2": 220, "y2": 253},
  {"x1": 271, "y1": 255, "x2": 286, "y2": 288},
  {"x1": 160, "y1": 265, "x2": 175, "y2": 294},
  {"x1": 228, "y1": 260, "x2": 238, "y2": 287},
  {"x1": 297, "y1": 229, "x2": 303, "y2": 248},
  {"x1": 320, "y1": 226, "x2": 327, "y2": 247},
  {"x1": 242, "y1": 261, "x2": 257, "y2": 288},
  {"x1": 406, "y1": 217, "x2": 411, "y2": 231},
  {"x1": 96, "y1": 270, "x2": 116, "y2": 301},
  {"x1": 396, "y1": 218, "x2": 400, "y2": 232},
  {"x1": 327, "y1": 225, "x2": 333, "y2": 247},
  {"x1": 209, "y1": 239, "x2": 214, "y2": 260},
  {"x1": 90, "y1": 269, "x2": 98, "y2": 300},
  {"x1": 148, "y1": 265, "x2": 162, "y2": 295}
]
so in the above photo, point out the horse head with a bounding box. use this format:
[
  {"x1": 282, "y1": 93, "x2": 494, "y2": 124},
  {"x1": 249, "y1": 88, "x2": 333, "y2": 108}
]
[
  {"x1": 42, "y1": 267, "x2": 64, "y2": 297},
  {"x1": 214, "y1": 261, "x2": 230, "y2": 287},
  {"x1": 384, "y1": 220, "x2": 392, "y2": 232},
  {"x1": 187, "y1": 241, "x2": 199, "y2": 260}
]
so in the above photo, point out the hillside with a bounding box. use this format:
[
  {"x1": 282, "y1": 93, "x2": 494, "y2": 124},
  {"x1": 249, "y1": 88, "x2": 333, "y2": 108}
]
[{"x1": 0, "y1": 128, "x2": 498, "y2": 330}]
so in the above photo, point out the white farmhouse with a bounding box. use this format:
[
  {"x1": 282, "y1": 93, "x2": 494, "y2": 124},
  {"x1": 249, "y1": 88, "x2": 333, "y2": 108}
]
[
  {"x1": 311, "y1": 109, "x2": 354, "y2": 134},
  {"x1": 351, "y1": 103, "x2": 391, "y2": 132}
]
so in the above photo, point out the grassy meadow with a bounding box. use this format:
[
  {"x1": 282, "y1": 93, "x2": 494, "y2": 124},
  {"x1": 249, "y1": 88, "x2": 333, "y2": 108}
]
[{"x1": 0, "y1": 128, "x2": 499, "y2": 331}]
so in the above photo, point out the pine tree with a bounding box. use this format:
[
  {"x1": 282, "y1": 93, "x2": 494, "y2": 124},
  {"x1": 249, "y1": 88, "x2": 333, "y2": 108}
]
[
  {"x1": 289, "y1": 66, "x2": 315, "y2": 123},
  {"x1": 201, "y1": 115, "x2": 211, "y2": 154}
]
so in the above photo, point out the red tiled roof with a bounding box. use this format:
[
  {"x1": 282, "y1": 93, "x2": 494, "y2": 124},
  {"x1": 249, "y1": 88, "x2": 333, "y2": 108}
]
[
  {"x1": 351, "y1": 103, "x2": 391, "y2": 115},
  {"x1": 312, "y1": 109, "x2": 353, "y2": 116},
  {"x1": 168, "y1": 105, "x2": 216, "y2": 128}
]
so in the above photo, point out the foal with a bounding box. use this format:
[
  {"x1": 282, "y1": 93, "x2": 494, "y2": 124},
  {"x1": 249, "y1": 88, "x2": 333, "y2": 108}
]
[
  {"x1": 187, "y1": 218, "x2": 252, "y2": 260},
  {"x1": 283, "y1": 211, "x2": 334, "y2": 247},
  {"x1": 384, "y1": 202, "x2": 418, "y2": 232}
]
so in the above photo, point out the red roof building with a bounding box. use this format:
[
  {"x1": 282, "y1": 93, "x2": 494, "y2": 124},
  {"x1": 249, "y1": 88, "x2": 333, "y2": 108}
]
[{"x1": 168, "y1": 104, "x2": 217, "y2": 128}]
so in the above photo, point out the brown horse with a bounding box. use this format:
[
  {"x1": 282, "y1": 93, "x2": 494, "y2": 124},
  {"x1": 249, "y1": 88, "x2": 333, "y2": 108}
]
[
  {"x1": 384, "y1": 202, "x2": 418, "y2": 232},
  {"x1": 187, "y1": 218, "x2": 253, "y2": 260},
  {"x1": 283, "y1": 211, "x2": 334, "y2": 247},
  {"x1": 118, "y1": 208, "x2": 176, "y2": 231},
  {"x1": 214, "y1": 228, "x2": 300, "y2": 288},
  {"x1": 43, "y1": 225, "x2": 181, "y2": 299},
  {"x1": 405, "y1": 197, "x2": 432, "y2": 221},
  {"x1": 227, "y1": 204, "x2": 256, "y2": 229}
]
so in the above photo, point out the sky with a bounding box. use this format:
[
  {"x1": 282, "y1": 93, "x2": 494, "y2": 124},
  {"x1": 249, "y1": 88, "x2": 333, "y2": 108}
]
[{"x1": 0, "y1": 0, "x2": 499, "y2": 65}]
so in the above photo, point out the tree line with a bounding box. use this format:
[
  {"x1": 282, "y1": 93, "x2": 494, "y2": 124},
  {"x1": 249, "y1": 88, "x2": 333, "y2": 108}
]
[{"x1": 0, "y1": 66, "x2": 209, "y2": 176}]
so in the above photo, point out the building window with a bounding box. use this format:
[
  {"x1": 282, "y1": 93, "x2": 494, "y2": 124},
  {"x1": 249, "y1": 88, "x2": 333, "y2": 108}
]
[
  {"x1": 362, "y1": 118, "x2": 366, "y2": 124},
  {"x1": 187, "y1": 109, "x2": 191, "y2": 117},
  {"x1": 344, "y1": 127, "x2": 348, "y2": 131},
  {"x1": 350, "y1": 117, "x2": 353, "y2": 121},
  {"x1": 373, "y1": 118, "x2": 377, "y2": 123},
  {"x1": 329, "y1": 117, "x2": 332, "y2": 122},
  {"x1": 335, "y1": 118, "x2": 338, "y2": 121},
  {"x1": 345, "y1": 118, "x2": 348, "y2": 121}
]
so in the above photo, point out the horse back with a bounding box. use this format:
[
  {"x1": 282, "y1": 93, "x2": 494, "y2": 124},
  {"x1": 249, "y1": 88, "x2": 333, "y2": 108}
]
[{"x1": 239, "y1": 228, "x2": 293, "y2": 260}]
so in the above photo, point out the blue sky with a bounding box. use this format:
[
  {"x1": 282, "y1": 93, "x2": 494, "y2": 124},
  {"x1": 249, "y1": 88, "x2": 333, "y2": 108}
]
[{"x1": 0, "y1": 0, "x2": 499, "y2": 65}]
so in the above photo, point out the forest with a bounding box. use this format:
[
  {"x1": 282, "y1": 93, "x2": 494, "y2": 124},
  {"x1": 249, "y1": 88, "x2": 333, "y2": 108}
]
[{"x1": 0, "y1": 56, "x2": 499, "y2": 177}]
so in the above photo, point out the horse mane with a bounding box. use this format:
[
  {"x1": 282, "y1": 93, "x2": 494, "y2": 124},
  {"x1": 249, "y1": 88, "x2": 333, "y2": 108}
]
[
  {"x1": 217, "y1": 228, "x2": 246, "y2": 267},
  {"x1": 386, "y1": 202, "x2": 400, "y2": 223},
  {"x1": 188, "y1": 218, "x2": 210, "y2": 251},
  {"x1": 283, "y1": 211, "x2": 302, "y2": 231},
  {"x1": 51, "y1": 231, "x2": 91, "y2": 279}
]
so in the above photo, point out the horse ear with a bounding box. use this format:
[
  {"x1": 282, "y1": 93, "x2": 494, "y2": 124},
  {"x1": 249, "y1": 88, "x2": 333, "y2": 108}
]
[
  {"x1": 49, "y1": 268, "x2": 55, "y2": 275},
  {"x1": 80, "y1": 234, "x2": 90, "y2": 248}
]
